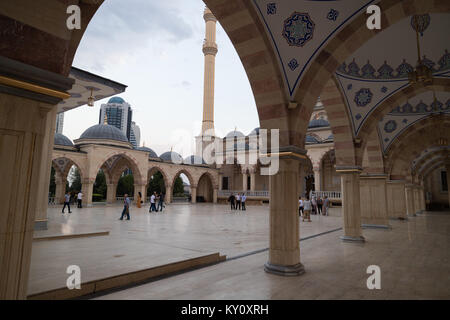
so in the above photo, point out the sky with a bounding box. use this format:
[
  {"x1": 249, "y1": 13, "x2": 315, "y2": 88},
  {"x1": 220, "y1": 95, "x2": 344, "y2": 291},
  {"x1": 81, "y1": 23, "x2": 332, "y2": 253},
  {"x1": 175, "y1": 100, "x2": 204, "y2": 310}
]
[{"x1": 64, "y1": 0, "x2": 260, "y2": 157}]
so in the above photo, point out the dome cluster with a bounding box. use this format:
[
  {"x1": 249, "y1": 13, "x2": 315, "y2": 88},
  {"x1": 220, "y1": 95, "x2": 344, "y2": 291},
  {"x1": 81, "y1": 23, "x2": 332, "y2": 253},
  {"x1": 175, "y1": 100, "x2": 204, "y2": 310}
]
[
  {"x1": 54, "y1": 133, "x2": 74, "y2": 147},
  {"x1": 80, "y1": 124, "x2": 129, "y2": 143}
]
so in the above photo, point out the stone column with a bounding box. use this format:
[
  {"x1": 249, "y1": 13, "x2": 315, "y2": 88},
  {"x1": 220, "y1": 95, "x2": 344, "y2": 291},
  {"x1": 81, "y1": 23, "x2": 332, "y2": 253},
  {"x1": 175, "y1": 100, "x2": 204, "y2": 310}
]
[
  {"x1": 405, "y1": 184, "x2": 415, "y2": 217},
  {"x1": 213, "y1": 188, "x2": 218, "y2": 203},
  {"x1": 82, "y1": 181, "x2": 94, "y2": 207},
  {"x1": 386, "y1": 180, "x2": 407, "y2": 219},
  {"x1": 313, "y1": 167, "x2": 321, "y2": 191},
  {"x1": 34, "y1": 107, "x2": 57, "y2": 230},
  {"x1": 218, "y1": 173, "x2": 223, "y2": 190},
  {"x1": 250, "y1": 172, "x2": 256, "y2": 191},
  {"x1": 54, "y1": 178, "x2": 66, "y2": 204},
  {"x1": 413, "y1": 185, "x2": 421, "y2": 214},
  {"x1": 265, "y1": 157, "x2": 305, "y2": 276},
  {"x1": 106, "y1": 183, "x2": 117, "y2": 204},
  {"x1": 360, "y1": 174, "x2": 390, "y2": 229},
  {"x1": 339, "y1": 168, "x2": 365, "y2": 242},
  {"x1": 191, "y1": 186, "x2": 197, "y2": 203},
  {"x1": 165, "y1": 185, "x2": 172, "y2": 204},
  {"x1": 420, "y1": 186, "x2": 425, "y2": 211},
  {"x1": 446, "y1": 164, "x2": 450, "y2": 207},
  {"x1": 242, "y1": 172, "x2": 248, "y2": 191}
]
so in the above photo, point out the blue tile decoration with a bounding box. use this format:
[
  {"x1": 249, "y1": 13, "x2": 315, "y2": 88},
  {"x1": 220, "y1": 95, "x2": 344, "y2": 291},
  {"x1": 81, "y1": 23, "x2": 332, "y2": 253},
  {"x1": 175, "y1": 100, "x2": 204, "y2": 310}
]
[
  {"x1": 396, "y1": 59, "x2": 414, "y2": 78},
  {"x1": 288, "y1": 58, "x2": 299, "y2": 71},
  {"x1": 327, "y1": 9, "x2": 339, "y2": 21},
  {"x1": 347, "y1": 83, "x2": 352, "y2": 91},
  {"x1": 347, "y1": 59, "x2": 360, "y2": 77},
  {"x1": 377, "y1": 61, "x2": 394, "y2": 79},
  {"x1": 355, "y1": 113, "x2": 362, "y2": 120},
  {"x1": 354, "y1": 88, "x2": 373, "y2": 107},
  {"x1": 384, "y1": 120, "x2": 397, "y2": 133},
  {"x1": 381, "y1": 86, "x2": 388, "y2": 93},
  {"x1": 282, "y1": 12, "x2": 315, "y2": 47},
  {"x1": 402, "y1": 119, "x2": 408, "y2": 124},
  {"x1": 267, "y1": 3, "x2": 277, "y2": 15},
  {"x1": 361, "y1": 60, "x2": 376, "y2": 78}
]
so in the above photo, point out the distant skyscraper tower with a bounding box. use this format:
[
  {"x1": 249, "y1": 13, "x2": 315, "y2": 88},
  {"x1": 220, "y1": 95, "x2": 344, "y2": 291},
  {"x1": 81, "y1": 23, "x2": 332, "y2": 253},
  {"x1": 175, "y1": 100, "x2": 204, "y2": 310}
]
[
  {"x1": 130, "y1": 121, "x2": 141, "y2": 148},
  {"x1": 55, "y1": 112, "x2": 64, "y2": 134},
  {"x1": 99, "y1": 96, "x2": 133, "y2": 142}
]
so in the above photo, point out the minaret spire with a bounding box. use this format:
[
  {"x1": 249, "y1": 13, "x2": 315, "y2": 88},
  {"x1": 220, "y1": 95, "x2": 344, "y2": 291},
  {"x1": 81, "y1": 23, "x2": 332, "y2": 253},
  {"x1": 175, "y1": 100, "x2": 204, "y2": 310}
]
[{"x1": 201, "y1": 6, "x2": 218, "y2": 137}]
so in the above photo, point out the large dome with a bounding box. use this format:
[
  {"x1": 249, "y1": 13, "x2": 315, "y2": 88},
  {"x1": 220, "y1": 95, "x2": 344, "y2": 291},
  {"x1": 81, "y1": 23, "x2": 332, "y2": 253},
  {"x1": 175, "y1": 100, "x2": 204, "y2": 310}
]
[
  {"x1": 54, "y1": 133, "x2": 74, "y2": 147},
  {"x1": 225, "y1": 130, "x2": 245, "y2": 138},
  {"x1": 184, "y1": 155, "x2": 206, "y2": 165},
  {"x1": 108, "y1": 97, "x2": 125, "y2": 104},
  {"x1": 136, "y1": 146, "x2": 158, "y2": 158},
  {"x1": 79, "y1": 124, "x2": 128, "y2": 143},
  {"x1": 160, "y1": 151, "x2": 183, "y2": 163}
]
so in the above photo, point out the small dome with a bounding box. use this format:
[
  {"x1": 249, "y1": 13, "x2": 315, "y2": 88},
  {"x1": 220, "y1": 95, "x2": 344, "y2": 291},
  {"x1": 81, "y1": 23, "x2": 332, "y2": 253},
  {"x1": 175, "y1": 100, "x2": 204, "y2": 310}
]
[
  {"x1": 54, "y1": 133, "x2": 74, "y2": 147},
  {"x1": 305, "y1": 135, "x2": 320, "y2": 144},
  {"x1": 248, "y1": 127, "x2": 260, "y2": 136},
  {"x1": 226, "y1": 130, "x2": 245, "y2": 138},
  {"x1": 160, "y1": 151, "x2": 183, "y2": 163},
  {"x1": 108, "y1": 97, "x2": 125, "y2": 104},
  {"x1": 184, "y1": 155, "x2": 206, "y2": 165},
  {"x1": 136, "y1": 146, "x2": 158, "y2": 158},
  {"x1": 226, "y1": 143, "x2": 250, "y2": 151},
  {"x1": 308, "y1": 119, "x2": 330, "y2": 128},
  {"x1": 79, "y1": 124, "x2": 128, "y2": 143},
  {"x1": 325, "y1": 134, "x2": 334, "y2": 141}
]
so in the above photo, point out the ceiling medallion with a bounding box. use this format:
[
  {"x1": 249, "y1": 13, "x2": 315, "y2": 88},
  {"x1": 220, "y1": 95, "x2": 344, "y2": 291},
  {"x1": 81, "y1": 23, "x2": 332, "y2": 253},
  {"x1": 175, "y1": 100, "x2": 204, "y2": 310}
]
[{"x1": 282, "y1": 12, "x2": 315, "y2": 47}]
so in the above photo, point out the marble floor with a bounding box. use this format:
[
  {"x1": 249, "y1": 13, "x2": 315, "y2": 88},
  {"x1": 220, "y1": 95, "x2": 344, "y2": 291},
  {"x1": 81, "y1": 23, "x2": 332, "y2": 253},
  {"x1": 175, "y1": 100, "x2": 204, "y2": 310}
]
[
  {"x1": 29, "y1": 203, "x2": 341, "y2": 295},
  {"x1": 94, "y1": 211, "x2": 450, "y2": 300}
]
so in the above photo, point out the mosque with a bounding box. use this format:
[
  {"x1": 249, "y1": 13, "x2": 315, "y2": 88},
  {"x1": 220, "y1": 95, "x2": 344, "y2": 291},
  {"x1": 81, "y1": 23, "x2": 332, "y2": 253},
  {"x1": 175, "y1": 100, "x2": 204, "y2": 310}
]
[{"x1": 0, "y1": 1, "x2": 449, "y2": 300}]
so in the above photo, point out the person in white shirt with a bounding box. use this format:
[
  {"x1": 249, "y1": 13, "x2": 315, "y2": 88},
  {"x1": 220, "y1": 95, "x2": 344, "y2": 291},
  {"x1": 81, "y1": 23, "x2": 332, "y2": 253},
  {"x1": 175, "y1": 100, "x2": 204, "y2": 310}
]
[
  {"x1": 149, "y1": 192, "x2": 157, "y2": 212},
  {"x1": 235, "y1": 193, "x2": 241, "y2": 210},
  {"x1": 77, "y1": 191, "x2": 83, "y2": 208},
  {"x1": 62, "y1": 192, "x2": 72, "y2": 214},
  {"x1": 303, "y1": 196, "x2": 312, "y2": 222},
  {"x1": 241, "y1": 193, "x2": 247, "y2": 211},
  {"x1": 298, "y1": 197, "x2": 304, "y2": 216}
]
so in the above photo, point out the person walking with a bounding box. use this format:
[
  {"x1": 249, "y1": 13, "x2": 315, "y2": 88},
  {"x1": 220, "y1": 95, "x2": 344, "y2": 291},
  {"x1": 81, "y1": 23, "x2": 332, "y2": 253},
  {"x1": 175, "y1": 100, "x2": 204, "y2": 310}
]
[
  {"x1": 323, "y1": 196, "x2": 330, "y2": 216},
  {"x1": 298, "y1": 197, "x2": 304, "y2": 216},
  {"x1": 241, "y1": 193, "x2": 247, "y2": 211},
  {"x1": 149, "y1": 192, "x2": 157, "y2": 212},
  {"x1": 157, "y1": 192, "x2": 165, "y2": 212},
  {"x1": 228, "y1": 194, "x2": 235, "y2": 210},
  {"x1": 136, "y1": 191, "x2": 142, "y2": 208},
  {"x1": 311, "y1": 196, "x2": 317, "y2": 215},
  {"x1": 77, "y1": 191, "x2": 83, "y2": 208},
  {"x1": 62, "y1": 192, "x2": 72, "y2": 214},
  {"x1": 317, "y1": 196, "x2": 323, "y2": 215},
  {"x1": 303, "y1": 196, "x2": 312, "y2": 222},
  {"x1": 236, "y1": 193, "x2": 241, "y2": 210},
  {"x1": 119, "y1": 194, "x2": 131, "y2": 220}
]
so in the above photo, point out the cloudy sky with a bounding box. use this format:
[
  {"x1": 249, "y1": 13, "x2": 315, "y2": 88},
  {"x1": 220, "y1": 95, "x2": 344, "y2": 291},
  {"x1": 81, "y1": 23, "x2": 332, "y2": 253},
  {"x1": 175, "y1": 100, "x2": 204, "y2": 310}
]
[{"x1": 64, "y1": 0, "x2": 259, "y2": 157}]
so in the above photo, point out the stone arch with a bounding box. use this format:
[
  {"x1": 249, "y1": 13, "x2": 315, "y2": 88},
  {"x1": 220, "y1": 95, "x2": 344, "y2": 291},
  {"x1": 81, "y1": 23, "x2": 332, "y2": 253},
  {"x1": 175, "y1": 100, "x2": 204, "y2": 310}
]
[
  {"x1": 170, "y1": 168, "x2": 195, "y2": 189},
  {"x1": 51, "y1": 155, "x2": 86, "y2": 180},
  {"x1": 413, "y1": 148, "x2": 450, "y2": 176},
  {"x1": 93, "y1": 151, "x2": 143, "y2": 185},
  {"x1": 356, "y1": 79, "x2": 450, "y2": 164},
  {"x1": 147, "y1": 165, "x2": 170, "y2": 188},
  {"x1": 196, "y1": 171, "x2": 218, "y2": 189},
  {"x1": 197, "y1": 172, "x2": 215, "y2": 203}
]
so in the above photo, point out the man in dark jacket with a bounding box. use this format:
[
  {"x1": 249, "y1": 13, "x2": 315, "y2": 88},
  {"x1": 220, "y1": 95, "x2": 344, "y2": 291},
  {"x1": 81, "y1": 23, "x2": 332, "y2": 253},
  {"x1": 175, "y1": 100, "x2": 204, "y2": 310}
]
[{"x1": 228, "y1": 194, "x2": 236, "y2": 210}]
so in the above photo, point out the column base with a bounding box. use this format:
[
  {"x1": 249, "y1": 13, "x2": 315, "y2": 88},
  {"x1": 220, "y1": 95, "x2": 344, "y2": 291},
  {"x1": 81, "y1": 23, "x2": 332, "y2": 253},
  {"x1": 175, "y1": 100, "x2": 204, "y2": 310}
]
[
  {"x1": 407, "y1": 213, "x2": 416, "y2": 217},
  {"x1": 362, "y1": 224, "x2": 391, "y2": 230},
  {"x1": 340, "y1": 235, "x2": 365, "y2": 243},
  {"x1": 34, "y1": 220, "x2": 48, "y2": 231},
  {"x1": 264, "y1": 262, "x2": 305, "y2": 276}
]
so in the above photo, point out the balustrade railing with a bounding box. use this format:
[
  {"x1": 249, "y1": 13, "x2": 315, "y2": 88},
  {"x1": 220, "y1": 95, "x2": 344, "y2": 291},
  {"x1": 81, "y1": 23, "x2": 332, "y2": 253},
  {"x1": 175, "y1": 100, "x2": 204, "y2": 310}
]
[
  {"x1": 310, "y1": 190, "x2": 341, "y2": 199},
  {"x1": 218, "y1": 190, "x2": 269, "y2": 197}
]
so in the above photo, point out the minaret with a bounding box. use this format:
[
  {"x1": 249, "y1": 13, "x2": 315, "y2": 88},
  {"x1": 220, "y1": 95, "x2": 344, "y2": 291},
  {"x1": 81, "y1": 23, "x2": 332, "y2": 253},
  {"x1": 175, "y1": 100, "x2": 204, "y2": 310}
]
[{"x1": 201, "y1": 6, "x2": 218, "y2": 136}]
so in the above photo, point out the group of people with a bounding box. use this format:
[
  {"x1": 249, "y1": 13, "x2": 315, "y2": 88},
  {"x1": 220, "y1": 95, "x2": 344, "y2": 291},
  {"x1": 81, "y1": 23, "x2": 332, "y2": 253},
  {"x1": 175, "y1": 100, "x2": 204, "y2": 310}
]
[
  {"x1": 298, "y1": 195, "x2": 330, "y2": 222},
  {"x1": 227, "y1": 193, "x2": 247, "y2": 211},
  {"x1": 61, "y1": 191, "x2": 83, "y2": 214},
  {"x1": 149, "y1": 191, "x2": 165, "y2": 213}
]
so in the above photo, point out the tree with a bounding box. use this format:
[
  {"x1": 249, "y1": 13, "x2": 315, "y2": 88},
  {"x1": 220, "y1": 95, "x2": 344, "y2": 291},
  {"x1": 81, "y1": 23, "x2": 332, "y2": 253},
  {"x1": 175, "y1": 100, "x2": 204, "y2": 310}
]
[
  {"x1": 173, "y1": 176, "x2": 184, "y2": 196},
  {"x1": 93, "y1": 170, "x2": 107, "y2": 199},
  {"x1": 116, "y1": 172, "x2": 134, "y2": 196},
  {"x1": 147, "y1": 171, "x2": 166, "y2": 196}
]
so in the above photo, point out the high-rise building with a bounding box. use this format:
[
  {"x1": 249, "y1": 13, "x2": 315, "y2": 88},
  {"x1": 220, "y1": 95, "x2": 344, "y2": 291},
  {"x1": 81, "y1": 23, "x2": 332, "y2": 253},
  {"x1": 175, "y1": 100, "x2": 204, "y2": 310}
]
[
  {"x1": 55, "y1": 112, "x2": 64, "y2": 134},
  {"x1": 130, "y1": 121, "x2": 141, "y2": 148},
  {"x1": 99, "y1": 97, "x2": 133, "y2": 142}
]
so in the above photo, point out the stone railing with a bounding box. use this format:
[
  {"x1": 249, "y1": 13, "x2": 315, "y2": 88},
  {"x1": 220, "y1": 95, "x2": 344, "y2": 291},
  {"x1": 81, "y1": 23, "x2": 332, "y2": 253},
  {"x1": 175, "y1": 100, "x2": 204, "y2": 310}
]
[
  {"x1": 218, "y1": 190, "x2": 269, "y2": 197},
  {"x1": 310, "y1": 190, "x2": 341, "y2": 200},
  {"x1": 48, "y1": 197, "x2": 56, "y2": 205},
  {"x1": 116, "y1": 196, "x2": 134, "y2": 202}
]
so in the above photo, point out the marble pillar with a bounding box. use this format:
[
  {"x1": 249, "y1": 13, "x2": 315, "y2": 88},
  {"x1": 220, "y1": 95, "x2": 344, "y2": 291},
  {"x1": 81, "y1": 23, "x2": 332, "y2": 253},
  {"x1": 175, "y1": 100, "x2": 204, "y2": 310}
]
[
  {"x1": 191, "y1": 186, "x2": 197, "y2": 203},
  {"x1": 82, "y1": 182, "x2": 94, "y2": 207},
  {"x1": 265, "y1": 157, "x2": 305, "y2": 276},
  {"x1": 386, "y1": 180, "x2": 407, "y2": 219},
  {"x1": 213, "y1": 188, "x2": 218, "y2": 203},
  {"x1": 106, "y1": 183, "x2": 117, "y2": 204},
  {"x1": 339, "y1": 170, "x2": 365, "y2": 242},
  {"x1": 405, "y1": 184, "x2": 416, "y2": 217},
  {"x1": 54, "y1": 178, "x2": 65, "y2": 204},
  {"x1": 34, "y1": 107, "x2": 57, "y2": 230},
  {"x1": 250, "y1": 172, "x2": 256, "y2": 191},
  {"x1": 313, "y1": 167, "x2": 321, "y2": 191},
  {"x1": 218, "y1": 173, "x2": 223, "y2": 190},
  {"x1": 166, "y1": 186, "x2": 172, "y2": 204},
  {"x1": 242, "y1": 173, "x2": 248, "y2": 191},
  {"x1": 360, "y1": 175, "x2": 390, "y2": 229},
  {"x1": 413, "y1": 185, "x2": 421, "y2": 214}
]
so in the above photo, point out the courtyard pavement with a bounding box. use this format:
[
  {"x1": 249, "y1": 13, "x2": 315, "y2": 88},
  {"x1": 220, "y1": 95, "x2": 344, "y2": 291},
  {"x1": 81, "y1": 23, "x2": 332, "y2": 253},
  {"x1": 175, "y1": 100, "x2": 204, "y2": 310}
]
[{"x1": 29, "y1": 203, "x2": 341, "y2": 295}]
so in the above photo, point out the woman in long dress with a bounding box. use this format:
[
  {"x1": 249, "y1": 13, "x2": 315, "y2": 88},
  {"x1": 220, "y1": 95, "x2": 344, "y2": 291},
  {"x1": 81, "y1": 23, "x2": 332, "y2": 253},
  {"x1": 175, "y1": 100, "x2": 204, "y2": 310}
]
[{"x1": 136, "y1": 191, "x2": 142, "y2": 208}]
